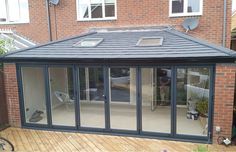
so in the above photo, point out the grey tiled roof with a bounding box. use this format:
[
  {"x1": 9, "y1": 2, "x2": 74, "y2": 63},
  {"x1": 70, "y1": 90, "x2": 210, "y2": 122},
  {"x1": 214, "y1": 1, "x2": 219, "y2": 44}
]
[{"x1": 1, "y1": 29, "x2": 236, "y2": 61}]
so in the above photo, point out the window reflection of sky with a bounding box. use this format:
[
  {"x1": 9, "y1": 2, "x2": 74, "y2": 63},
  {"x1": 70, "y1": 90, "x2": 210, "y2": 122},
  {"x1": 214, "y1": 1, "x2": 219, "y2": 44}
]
[{"x1": 0, "y1": 0, "x2": 29, "y2": 22}]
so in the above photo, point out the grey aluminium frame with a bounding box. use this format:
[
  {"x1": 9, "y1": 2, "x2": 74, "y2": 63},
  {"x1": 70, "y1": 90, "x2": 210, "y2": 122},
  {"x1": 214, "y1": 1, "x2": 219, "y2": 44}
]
[{"x1": 16, "y1": 63, "x2": 214, "y2": 143}]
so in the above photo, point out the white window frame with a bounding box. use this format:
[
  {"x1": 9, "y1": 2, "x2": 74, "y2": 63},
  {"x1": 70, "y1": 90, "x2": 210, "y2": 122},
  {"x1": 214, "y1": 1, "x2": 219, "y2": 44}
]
[
  {"x1": 169, "y1": 0, "x2": 203, "y2": 17},
  {"x1": 76, "y1": 0, "x2": 117, "y2": 21},
  {"x1": 0, "y1": 0, "x2": 30, "y2": 24}
]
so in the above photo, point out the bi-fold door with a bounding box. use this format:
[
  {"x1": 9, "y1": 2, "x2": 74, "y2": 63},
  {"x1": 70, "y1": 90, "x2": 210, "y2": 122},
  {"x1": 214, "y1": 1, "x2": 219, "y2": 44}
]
[
  {"x1": 77, "y1": 66, "x2": 138, "y2": 133},
  {"x1": 19, "y1": 64, "x2": 213, "y2": 142}
]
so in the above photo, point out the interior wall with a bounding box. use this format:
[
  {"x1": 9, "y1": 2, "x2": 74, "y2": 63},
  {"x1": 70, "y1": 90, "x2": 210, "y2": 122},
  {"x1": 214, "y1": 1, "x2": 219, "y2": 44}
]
[
  {"x1": 141, "y1": 68, "x2": 153, "y2": 106},
  {"x1": 49, "y1": 68, "x2": 68, "y2": 109},
  {"x1": 22, "y1": 67, "x2": 46, "y2": 119}
]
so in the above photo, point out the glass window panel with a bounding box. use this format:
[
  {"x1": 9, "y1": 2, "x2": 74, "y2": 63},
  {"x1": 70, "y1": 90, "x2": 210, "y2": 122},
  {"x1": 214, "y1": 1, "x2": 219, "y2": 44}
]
[
  {"x1": 78, "y1": 0, "x2": 89, "y2": 19},
  {"x1": 105, "y1": 0, "x2": 115, "y2": 17},
  {"x1": 142, "y1": 68, "x2": 171, "y2": 133},
  {"x1": 172, "y1": 0, "x2": 184, "y2": 13},
  {"x1": 91, "y1": 3, "x2": 102, "y2": 18},
  {"x1": 21, "y1": 67, "x2": 47, "y2": 124},
  {"x1": 19, "y1": 0, "x2": 29, "y2": 22},
  {"x1": 0, "y1": 0, "x2": 7, "y2": 21},
  {"x1": 109, "y1": 68, "x2": 137, "y2": 130},
  {"x1": 187, "y1": 0, "x2": 200, "y2": 13},
  {"x1": 79, "y1": 67, "x2": 105, "y2": 128},
  {"x1": 49, "y1": 67, "x2": 75, "y2": 126},
  {"x1": 8, "y1": 0, "x2": 20, "y2": 22},
  {"x1": 176, "y1": 67, "x2": 210, "y2": 136}
]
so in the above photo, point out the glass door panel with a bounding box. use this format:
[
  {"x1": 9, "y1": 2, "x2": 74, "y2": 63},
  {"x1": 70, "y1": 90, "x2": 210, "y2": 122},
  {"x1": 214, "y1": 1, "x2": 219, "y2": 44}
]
[
  {"x1": 79, "y1": 67, "x2": 105, "y2": 128},
  {"x1": 109, "y1": 68, "x2": 137, "y2": 130},
  {"x1": 49, "y1": 67, "x2": 76, "y2": 126},
  {"x1": 141, "y1": 68, "x2": 171, "y2": 133},
  {"x1": 176, "y1": 67, "x2": 210, "y2": 136},
  {"x1": 21, "y1": 67, "x2": 48, "y2": 125}
]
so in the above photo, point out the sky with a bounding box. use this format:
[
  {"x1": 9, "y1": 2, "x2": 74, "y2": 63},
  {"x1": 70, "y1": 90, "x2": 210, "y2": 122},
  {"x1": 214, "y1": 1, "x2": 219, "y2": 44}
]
[{"x1": 233, "y1": 0, "x2": 236, "y2": 12}]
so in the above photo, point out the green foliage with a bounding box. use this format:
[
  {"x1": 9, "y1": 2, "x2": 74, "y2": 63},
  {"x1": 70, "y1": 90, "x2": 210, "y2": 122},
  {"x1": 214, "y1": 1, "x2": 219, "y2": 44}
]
[
  {"x1": 176, "y1": 87, "x2": 187, "y2": 104},
  {"x1": 196, "y1": 98, "x2": 208, "y2": 116},
  {"x1": 0, "y1": 39, "x2": 7, "y2": 55},
  {"x1": 193, "y1": 145, "x2": 209, "y2": 152},
  {"x1": 0, "y1": 38, "x2": 15, "y2": 55},
  {"x1": 0, "y1": 38, "x2": 15, "y2": 69}
]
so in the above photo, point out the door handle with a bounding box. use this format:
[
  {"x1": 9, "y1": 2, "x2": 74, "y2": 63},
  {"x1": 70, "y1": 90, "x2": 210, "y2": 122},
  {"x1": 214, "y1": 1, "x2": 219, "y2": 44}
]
[{"x1": 103, "y1": 95, "x2": 107, "y2": 100}]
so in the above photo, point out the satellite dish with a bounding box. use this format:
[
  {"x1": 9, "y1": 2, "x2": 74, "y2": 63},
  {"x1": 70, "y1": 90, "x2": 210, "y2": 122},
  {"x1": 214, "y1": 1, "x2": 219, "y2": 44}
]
[
  {"x1": 182, "y1": 18, "x2": 199, "y2": 32},
  {"x1": 49, "y1": 0, "x2": 60, "y2": 5}
]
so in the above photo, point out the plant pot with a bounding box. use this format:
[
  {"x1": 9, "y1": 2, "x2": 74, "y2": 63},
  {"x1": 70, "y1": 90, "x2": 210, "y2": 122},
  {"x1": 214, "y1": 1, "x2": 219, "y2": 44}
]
[
  {"x1": 199, "y1": 116, "x2": 208, "y2": 129},
  {"x1": 199, "y1": 113, "x2": 208, "y2": 118}
]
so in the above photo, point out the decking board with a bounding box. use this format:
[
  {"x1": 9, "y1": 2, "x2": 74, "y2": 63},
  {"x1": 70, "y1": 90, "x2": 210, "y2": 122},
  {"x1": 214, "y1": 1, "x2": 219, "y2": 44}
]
[{"x1": 0, "y1": 127, "x2": 236, "y2": 152}]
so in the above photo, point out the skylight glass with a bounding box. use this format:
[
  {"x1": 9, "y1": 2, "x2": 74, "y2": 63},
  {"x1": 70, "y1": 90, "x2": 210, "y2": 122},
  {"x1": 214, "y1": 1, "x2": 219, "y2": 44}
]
[
  {"x1": 73, "y1": 38, "x2": 103, "y2": 47},
  {"x1": 137, "y1": 37, "x2": 164, "y2": 47}
]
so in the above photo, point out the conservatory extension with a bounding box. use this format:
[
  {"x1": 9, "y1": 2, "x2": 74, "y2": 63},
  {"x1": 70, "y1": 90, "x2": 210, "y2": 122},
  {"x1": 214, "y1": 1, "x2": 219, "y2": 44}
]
[{"x1": 1, "y1": 28, "x2": 236, "y2": 143}]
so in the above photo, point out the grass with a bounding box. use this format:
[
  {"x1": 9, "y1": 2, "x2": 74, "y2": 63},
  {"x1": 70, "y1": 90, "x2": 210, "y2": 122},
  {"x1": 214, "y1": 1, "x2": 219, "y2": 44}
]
[{"x1": 193, "y1": 145, "x2": 209, "y2": 152}]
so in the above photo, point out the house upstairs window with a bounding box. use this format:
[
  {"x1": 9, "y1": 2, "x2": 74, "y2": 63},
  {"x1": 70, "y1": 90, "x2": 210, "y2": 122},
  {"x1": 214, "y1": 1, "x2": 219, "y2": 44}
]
[
  {"x1": 77, "y1": 0, "x2": 116, "y2": 21},
  {"x1": 169, "y1": 0, "x2": 203, "y2": 17},
  {"x1": 0, "y1": 0, "x2": 29, "y2": 24}
]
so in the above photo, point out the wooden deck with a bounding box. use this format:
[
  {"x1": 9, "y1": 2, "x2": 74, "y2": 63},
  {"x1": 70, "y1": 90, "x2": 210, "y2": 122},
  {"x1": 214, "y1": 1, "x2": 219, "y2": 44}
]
[{"x1": 0, "y1": 127, "x2": 236, "y2": 152}]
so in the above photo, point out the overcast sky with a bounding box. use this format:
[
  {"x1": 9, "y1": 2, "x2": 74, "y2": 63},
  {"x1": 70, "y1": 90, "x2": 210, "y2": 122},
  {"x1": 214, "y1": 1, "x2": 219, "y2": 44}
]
[{"x1": 233, "y1": 0, "x2": 236, "y2": 12}]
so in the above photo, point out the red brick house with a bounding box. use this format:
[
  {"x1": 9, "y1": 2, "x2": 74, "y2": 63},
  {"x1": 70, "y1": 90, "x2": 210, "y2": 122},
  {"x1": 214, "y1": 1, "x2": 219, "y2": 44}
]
[{"x1": 0, "y1": 0, "x2": 236, "y2": 144}]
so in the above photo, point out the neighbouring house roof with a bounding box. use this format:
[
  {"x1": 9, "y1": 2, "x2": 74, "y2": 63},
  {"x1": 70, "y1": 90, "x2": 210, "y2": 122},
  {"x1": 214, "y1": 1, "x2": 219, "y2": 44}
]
[
  {"x1": 1, "y1": 28, "x2": 236, "y2": 63},
  {"x1": 0, "y1": 29, "x2": 36, "y2": 51}
]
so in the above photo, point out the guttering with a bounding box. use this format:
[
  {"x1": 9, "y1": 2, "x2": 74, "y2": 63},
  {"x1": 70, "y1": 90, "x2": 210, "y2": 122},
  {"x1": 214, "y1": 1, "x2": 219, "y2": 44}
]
[
  {"x1": 222, "y1": 0, "x2": 227, "y2": 47},
  {"x1": 46, "y1": 0, "x2": 52, "y2": 41}
]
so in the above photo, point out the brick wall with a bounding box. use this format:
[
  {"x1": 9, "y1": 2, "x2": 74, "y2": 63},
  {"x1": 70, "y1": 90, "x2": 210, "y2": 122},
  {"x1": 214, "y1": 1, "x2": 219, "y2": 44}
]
[
  {"x1": 0, "y1": 0, "x2": 232, "y2": 48},
  {"x1": 0, "y1": 68, "x2": 8, "y2": 125},
  {"x1": 3, "y1": 63, "x2": 21, "y2": 127},
  {"x1": 0, "y1": 1, "x2": 49, "y2": 43},
  {"x1": 213, "y1": 64, "x2": 236, "y2": 143}
]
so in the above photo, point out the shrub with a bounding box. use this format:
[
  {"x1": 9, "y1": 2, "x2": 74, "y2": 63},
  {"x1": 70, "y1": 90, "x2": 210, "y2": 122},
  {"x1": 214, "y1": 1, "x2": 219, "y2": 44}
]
[
  {"x1": 193, "y1": 145, "x2": 209, "y2": 152},
  {"x1": 196, "y1": 98, "x2": 208, "y2": 116}
]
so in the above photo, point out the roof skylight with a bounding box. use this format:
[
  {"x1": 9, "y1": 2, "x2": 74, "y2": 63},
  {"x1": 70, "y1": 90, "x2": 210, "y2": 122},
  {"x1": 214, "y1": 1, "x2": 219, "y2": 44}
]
[
  {"x1": 73, "y1": 38, "x2": 103, "y2": 47},
  {"x1": 136, "y1": 37, "x2": 164, "y2": 47}
]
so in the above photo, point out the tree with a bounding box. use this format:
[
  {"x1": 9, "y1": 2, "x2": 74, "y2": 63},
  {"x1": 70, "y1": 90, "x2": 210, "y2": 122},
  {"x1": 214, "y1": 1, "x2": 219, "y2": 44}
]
[
  {"x1": 0, "y1": 39, "x2": 7, "y2": 55},
  {"x1": 0, "y1": 38, "x2": 14, "y2": 69},
  {"x1": 0, "y1": 38, "x2": 14, "y2": 55}
]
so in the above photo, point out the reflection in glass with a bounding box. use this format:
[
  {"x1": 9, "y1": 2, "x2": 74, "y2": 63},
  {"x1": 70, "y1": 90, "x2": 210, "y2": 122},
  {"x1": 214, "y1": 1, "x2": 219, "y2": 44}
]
[
  {"x1": 49, "y1": 67, "x2": 75, "y2": 126},
  {"x1": 176, "y1": 68, "x2": 210, "y2": 136},
  {"x1": 187, "y1": 0, "x2": 200, "y2": 13},
  {"x1": 22, "y1": 67, "x2": 47, "y2": 124},
  {"x1": 78, "y1": 0, "x2": 89, "y2": 18},
  {"x1": 172, "y1": 0, "x2": 184, "y2": 13},
  {"x1": 105, "y1": 0, "x2": 115, "y2": 17},
  {"x1": 79, "y1": 67, "x2": 105, "y2": 128},
  {"x1": 0, "y1": 0, "x2": 7, "y2": 21},
  {"x1": 142, "y1": 68, "x2": 171, "y2": 133},
  {"x1": 91, "y1": 0, "x2": 103, "y2": 18},
  {"x1": 109, "y1": 68, "x2": 137, "y2": 130}
]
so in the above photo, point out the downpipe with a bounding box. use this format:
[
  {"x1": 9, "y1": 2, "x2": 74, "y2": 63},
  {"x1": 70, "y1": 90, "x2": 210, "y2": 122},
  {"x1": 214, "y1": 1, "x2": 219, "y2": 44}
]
[
  {"x1": 222, "y1": 0, "x2": 227, "y2": 47},
  {"x1": 46, "y1": 0, "x2": 52, "y2": 41}
]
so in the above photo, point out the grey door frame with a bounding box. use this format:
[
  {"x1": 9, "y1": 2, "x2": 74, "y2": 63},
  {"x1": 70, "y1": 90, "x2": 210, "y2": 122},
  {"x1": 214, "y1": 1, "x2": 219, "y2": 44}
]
[{"x1": 16, "y1": 63, "x2": 214, "y2": 142}]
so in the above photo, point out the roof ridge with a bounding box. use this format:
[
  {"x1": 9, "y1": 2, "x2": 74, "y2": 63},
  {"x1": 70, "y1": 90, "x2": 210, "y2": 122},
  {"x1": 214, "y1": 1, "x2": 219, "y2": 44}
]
[
  {"x1": 1, "y1": 32, "x2": 97, "y2": 58},
  {"x1": 166, "y1": 29, "x2": 235, "y2": 56}
]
